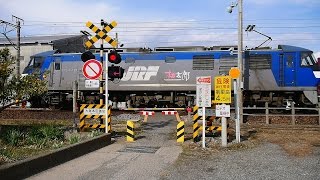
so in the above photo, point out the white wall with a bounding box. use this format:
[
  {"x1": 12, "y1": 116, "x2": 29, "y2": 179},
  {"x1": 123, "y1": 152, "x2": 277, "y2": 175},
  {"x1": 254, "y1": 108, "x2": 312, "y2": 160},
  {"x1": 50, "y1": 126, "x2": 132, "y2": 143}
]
[{"x1": 0, "y1": 44, "x2": 53, "y2": 74}]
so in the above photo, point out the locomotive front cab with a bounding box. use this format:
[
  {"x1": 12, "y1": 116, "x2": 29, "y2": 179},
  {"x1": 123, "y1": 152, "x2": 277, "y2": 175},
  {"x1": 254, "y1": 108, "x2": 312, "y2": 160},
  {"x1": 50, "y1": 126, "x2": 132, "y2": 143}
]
[
  {"x1": 22, "y1": 50, "x2": 58, "y2": 77},
  {"x1": 301, "y1": 52, "x2": 319, "y2": 82},
  {"x1": 311, "y1": 57, "x2": 320, "y2": 96},
  {"x1": 22, "y1": 56, "x2": 45, "y2": 75}
]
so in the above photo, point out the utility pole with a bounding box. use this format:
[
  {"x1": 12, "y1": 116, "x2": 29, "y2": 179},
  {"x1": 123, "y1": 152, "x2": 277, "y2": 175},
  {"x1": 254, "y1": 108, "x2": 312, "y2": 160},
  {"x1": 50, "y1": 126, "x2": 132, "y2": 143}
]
[
  {"x1": 237, "y1": 0, "x2": 243, "y2": 124},
  {"x1": 227, "y1": 1, "x2": 243, "y2": 124},
  {"x1": 1, "y1": 16, "x2": 23, "y2": 76},
  {"x1": 13, "y1": 16, "x2": 23, "y2": 76}
]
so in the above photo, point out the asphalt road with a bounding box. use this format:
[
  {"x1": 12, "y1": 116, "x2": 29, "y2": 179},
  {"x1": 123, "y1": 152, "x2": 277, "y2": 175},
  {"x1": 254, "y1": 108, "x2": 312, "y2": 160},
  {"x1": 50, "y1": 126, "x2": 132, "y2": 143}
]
[
  {"x1": 27, "y1": 113, "x2": 182, "y2": 180},
  {"x1": 26, "y1": 113, "x2": 320, "y2": 180}
]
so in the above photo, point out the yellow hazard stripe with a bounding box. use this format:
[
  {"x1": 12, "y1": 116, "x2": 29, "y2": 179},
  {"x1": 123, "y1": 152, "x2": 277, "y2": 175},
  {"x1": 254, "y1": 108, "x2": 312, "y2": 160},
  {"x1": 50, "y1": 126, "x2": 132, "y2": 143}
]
[
  {"x1": 103, "y1": 35, "x2": 117, "y2": 47},
  {"x1": 86, "y1": 21, "x2": 100, "y2": 33},
  {"x1": 177, "y1": 121, "x2": 184, "y2": 143},
  {"x1": 127, "y1": 121, "x2": 135, "y2": 142}
]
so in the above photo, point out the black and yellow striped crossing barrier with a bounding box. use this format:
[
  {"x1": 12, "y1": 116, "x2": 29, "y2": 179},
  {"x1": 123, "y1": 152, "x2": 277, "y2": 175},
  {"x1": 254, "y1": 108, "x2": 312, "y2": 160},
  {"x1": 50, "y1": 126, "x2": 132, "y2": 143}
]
[
  {"x1": 177, "y1": 121, "x2": 184, "y2": 143},
  {"x1": 79, "y1": 104, "x2": 111, "y2": 131},
  {"x1": 107, "y1": 105, "x2": 112, "y2": 132},
  {"x1": 192, "y1": 101, "x2": 217, "y2": 142},
  {"x1": 126, "y1": 121, "x2": 135, "y2": 142},
  {"x1": 199, "y1": 126, "x2": 222, "y2": 132},
  {"x1": 193, "y1": 106, "x2": 200, "y2": 142}
]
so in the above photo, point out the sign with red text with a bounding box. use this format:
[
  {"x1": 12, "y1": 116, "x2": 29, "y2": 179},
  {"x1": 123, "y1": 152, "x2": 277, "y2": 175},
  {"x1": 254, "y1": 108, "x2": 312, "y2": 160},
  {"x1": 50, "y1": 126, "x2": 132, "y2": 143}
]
[
  {"x1": 214, "y1": 76, "x2": 231, "y2": 103},
  {"x1": 196, "y1": 76, "x2": 212, "y2": 107}
]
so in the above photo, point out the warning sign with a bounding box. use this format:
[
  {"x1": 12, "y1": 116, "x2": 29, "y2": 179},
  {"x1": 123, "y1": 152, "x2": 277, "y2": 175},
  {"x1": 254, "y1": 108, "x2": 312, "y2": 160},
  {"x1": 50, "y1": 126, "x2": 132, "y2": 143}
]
[
  {"x1": 214, "y1": 76, "x2": 231, "y2": 103},
  {"x1": 196, "y1": 76, "x2": 212, "y2": 107}
]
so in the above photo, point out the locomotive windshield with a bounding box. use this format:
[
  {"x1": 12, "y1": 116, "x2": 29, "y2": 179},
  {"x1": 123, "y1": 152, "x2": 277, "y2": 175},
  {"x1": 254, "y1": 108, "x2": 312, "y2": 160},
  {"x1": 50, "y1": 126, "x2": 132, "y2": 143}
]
[
  {"x1": 300, "y1": 52, "x2": 317, "y2": 67},
  {"x1": 22, "y1": 56, "x2": 45, "y2": 74}
]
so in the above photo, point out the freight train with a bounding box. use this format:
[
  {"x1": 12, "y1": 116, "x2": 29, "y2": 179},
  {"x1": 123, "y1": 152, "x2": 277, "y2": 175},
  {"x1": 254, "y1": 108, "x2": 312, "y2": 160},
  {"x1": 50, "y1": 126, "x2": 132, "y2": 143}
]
[{"x1": 22, "y1": 45, "x2": 320, "y2": 109}]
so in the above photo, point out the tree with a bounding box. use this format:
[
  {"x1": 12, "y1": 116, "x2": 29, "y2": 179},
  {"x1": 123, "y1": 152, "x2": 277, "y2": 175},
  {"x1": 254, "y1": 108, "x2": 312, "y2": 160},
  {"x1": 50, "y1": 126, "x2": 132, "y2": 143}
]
[{"x1": 0, "y1": 48, "x2": 48, "y2": 112}]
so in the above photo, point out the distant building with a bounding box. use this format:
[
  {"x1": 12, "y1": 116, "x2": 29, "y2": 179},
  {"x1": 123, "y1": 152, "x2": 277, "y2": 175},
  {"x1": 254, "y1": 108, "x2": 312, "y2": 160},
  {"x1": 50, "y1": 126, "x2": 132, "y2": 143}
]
[{"x1": 0, "y1": 34, "x2": 89, "y2": 74}]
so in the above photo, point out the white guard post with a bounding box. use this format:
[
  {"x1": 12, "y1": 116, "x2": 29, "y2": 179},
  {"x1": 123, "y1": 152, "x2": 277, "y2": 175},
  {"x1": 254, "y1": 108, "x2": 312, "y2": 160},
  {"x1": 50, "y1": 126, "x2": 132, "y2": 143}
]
[
  {"x1": 234, "y1": 79, "x2": 240, "y2": 143},
  {"x1": 202, "y1": 107, "x2": 206, "y2": 148}
]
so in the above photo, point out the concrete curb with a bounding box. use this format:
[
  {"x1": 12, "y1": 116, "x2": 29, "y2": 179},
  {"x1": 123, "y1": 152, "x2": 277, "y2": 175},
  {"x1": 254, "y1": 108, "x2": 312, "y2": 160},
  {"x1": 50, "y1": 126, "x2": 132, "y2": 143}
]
[{"x1": 0, "y1": 133, "x2": 112, "y2": 180}]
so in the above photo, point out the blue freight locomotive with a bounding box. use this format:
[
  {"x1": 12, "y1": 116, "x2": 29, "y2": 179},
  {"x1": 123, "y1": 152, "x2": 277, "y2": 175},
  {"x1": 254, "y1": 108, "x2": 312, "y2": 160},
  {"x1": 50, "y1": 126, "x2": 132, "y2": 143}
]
[{"x1": 22, "y1": 45, "x2": 320, "y2": 109}]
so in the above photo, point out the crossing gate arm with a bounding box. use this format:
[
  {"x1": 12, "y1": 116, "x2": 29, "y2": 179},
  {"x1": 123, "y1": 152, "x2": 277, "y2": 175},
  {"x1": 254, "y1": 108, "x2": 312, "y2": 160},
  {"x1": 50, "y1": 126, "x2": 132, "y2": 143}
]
[
  {"x1": 161, "y1": 111, "x2": 181, "y2": 122},
  {"x1": 140, "y1": 111, "x2": 155, "y2": 122}
]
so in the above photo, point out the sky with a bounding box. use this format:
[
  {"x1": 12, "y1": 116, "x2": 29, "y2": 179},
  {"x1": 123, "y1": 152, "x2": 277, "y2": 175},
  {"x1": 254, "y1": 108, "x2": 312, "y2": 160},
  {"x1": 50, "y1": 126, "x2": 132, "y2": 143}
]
[{"x1": 0, "y1": 0, "x2": 320, "y2": 54}]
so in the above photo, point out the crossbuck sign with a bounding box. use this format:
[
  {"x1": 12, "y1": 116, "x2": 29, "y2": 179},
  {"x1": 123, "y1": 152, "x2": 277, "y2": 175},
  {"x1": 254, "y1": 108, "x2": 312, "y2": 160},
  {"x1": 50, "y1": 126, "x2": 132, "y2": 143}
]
[{"x1": 85, "y1": 21, "x2": 118, "y2": 48}]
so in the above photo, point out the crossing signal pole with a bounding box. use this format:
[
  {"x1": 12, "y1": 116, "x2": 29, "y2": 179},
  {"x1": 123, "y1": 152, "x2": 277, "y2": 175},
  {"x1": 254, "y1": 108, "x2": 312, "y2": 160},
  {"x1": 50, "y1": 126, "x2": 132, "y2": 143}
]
[{"x1": 84, "y1": 19, "x2": 119, "y2": 133}]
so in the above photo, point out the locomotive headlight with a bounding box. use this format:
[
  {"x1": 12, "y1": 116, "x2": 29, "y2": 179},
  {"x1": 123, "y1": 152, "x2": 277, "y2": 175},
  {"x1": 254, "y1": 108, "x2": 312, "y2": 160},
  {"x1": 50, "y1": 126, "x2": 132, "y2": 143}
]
[{"x1": 43, "y1": 74, "x2": 47, "y2": 79}]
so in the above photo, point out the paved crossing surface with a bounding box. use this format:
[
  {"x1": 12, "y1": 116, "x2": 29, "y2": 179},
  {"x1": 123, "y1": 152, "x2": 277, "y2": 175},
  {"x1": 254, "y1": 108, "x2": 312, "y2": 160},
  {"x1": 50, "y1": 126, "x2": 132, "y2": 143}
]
[{"x1": 27, "y1": 113, "x2": 182, "y2": 180}]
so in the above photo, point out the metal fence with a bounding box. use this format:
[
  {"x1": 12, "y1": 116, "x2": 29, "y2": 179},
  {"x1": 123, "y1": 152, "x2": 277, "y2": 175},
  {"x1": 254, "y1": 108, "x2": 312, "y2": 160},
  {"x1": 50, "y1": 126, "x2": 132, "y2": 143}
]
[{"x1": 242, "y1": 102, "x2": 320, "y2": 125}]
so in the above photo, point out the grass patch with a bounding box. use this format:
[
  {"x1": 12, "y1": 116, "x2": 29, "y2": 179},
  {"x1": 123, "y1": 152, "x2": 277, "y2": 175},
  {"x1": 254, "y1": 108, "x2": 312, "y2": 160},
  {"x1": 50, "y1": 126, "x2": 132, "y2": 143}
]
[
  {"x1": 256, "y1": 129, "x2": 320, "y2": 157},
  {"x1": 0, "y1": 125, "x2": 103, "y2": 166}
]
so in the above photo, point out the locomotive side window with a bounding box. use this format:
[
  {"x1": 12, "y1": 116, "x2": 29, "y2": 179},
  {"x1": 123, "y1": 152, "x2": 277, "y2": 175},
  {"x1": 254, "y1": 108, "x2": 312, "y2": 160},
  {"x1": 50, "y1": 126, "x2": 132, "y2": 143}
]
[
  {"x1": 300, "y1": 52, "x2": 317, "y2": 67},
  {"x1": 55, "y1": 63, "x2": 61, "y2": 70},
  {"x1": 54, "y1": 57, "x2": 61, "y2": 70},
  {"x1": 286, "y1": 55, "x2": 293, "y2": 68},
  {"x1": 192, "y1": 55, "x2": 214, "y2": 70},
  {"x1": 249, "y1": 54, "x2": 271, "y2": 69}
]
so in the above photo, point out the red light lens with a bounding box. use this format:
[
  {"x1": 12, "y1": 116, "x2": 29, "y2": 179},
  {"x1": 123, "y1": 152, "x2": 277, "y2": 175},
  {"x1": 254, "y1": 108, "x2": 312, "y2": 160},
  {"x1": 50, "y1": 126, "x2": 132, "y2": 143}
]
[{"x1": 109, "y1": 54, "x2": 117, "y2": 61}]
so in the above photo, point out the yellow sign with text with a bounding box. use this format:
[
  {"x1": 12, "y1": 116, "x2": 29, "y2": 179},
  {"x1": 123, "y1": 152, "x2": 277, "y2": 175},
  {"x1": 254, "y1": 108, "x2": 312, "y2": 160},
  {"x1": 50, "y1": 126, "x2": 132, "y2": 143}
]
[{"x1": 214, "y1": 76, "x2": 232, "y2": 103}]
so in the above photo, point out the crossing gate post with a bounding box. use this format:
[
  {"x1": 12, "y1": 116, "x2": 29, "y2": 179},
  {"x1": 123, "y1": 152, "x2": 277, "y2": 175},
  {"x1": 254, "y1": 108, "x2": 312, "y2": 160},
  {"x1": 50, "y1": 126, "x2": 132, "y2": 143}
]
[
  {"x1": 127, "y1": 121, "x2": 135, "y2": 142},
  {"x1": 192, "y1": 106, "x2": 200, "y2": 142},
  {"x1": 177, "y1": 121, "x2": 184, "y2": 143},
  {"x1": 107, "y1": 105, "x2": 112, "y2": 132}
]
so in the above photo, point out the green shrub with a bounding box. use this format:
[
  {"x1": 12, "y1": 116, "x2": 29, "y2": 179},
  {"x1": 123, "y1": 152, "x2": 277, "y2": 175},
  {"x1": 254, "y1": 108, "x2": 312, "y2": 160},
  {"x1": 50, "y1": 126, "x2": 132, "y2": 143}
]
[
  {"x1": 88, "y1": 129, "x2": 102, "y2": 138},
  {"x1": 3, "y1": 129, "x2": 23, "y2": 146},
  {"x1": 68, "y1": 134, "x2": 80, "y2": 144},
  {"x1": 52, "y1": 140, "x2": 64, "y2": 149},
  {"x1": 39, "y1": 125, "x2": 64, "y2": 141},
  {"x1": 26, "y1": 126, "x2": 45, "y2": 146}
]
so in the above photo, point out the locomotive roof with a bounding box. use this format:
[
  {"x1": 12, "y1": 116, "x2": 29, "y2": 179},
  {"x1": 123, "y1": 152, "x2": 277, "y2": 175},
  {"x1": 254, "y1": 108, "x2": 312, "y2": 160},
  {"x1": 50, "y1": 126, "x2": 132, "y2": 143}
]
[
  {"x1": 278, "y1": 45, "x2": 312, "y2": 52},
  {"x1": 31, "y1": 44, "x2": 313, "y2": 57}
]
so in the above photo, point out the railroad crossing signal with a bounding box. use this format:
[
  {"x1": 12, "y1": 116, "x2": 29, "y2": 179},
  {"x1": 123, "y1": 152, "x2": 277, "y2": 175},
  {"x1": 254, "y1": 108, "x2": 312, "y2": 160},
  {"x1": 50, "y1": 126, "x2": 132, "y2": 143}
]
[{"x1": 85, "y1": 21, "x2": 118, "y2": 48}]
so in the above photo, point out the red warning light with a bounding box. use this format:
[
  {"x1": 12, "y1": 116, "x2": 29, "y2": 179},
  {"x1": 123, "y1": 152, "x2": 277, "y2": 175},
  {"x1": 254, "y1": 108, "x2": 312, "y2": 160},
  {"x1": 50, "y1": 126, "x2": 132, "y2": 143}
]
[
  {"x1": 109, "y1": 54, "x2": 117, "y2": 62},
  {"x1": 108, "y1": 51, "x2": 121, "y2": 64}
]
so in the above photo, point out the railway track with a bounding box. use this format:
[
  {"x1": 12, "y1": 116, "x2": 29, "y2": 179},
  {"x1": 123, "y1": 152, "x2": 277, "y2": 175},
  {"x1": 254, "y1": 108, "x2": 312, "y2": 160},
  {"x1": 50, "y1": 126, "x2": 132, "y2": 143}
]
[{"x1": 1, "y1": 108, "x2": 319, "y2": 127}]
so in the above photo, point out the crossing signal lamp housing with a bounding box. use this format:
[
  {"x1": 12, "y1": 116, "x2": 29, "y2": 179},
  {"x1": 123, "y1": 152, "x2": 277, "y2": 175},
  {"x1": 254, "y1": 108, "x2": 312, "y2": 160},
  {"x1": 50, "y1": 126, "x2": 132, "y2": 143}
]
[
  {"x1": 108, "y1": 50, "x2": 122, "y2": 64},
  {"x1": 81, "y1": 51, "x2": 95, "y2": 62},
  {"x1": 108, "y1": 65, "x2": 124, "y2": 79}
]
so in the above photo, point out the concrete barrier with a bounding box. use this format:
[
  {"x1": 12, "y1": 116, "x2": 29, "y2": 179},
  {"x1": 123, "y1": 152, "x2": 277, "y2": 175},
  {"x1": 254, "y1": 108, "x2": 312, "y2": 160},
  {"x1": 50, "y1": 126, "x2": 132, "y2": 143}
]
[{"x1": 0, "y1": 133, "x2": 112, "y2": 180}]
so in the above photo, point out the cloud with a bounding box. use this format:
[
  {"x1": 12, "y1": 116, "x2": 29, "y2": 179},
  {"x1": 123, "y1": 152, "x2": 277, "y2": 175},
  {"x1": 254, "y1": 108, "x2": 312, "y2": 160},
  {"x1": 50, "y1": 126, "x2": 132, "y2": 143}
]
[
  {"x1": 1, "y1": 0, "x2": 319, "y2": 52},
  {"x1": 0, "y1": 0, "x2": 115, "y2": 21},
  {"x1": 246, "y1": 0, "x2": 320, "y2": 5}
]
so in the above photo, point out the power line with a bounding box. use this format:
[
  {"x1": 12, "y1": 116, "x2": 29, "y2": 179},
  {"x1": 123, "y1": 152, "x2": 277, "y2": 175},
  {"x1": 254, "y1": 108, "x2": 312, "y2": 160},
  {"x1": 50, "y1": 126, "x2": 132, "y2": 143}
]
[
  {"x1": 23, "y1": 17, "x2": 320, "y2": 24},
  {"x1": 19, "y1": 32, "x2": 320, "y2": 37}
]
